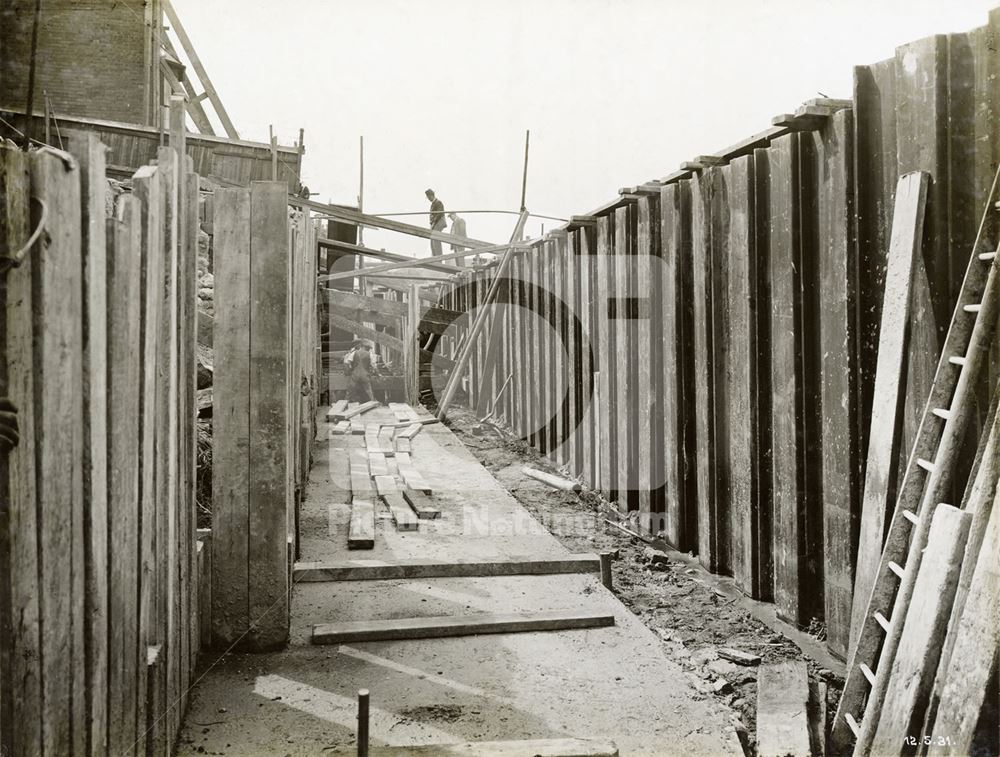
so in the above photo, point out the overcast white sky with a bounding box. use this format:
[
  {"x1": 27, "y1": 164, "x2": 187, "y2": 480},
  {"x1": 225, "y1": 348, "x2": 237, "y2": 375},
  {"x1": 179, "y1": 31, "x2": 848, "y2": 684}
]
[{"x1": 172, "y1": 0, "x2": 996, "y2": 255}]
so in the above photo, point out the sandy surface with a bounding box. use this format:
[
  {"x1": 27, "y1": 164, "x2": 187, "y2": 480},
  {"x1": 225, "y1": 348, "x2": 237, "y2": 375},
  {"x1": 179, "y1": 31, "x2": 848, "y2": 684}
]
[{"x1": 178, "y1": 404, "x2": 742, "y2": 756}]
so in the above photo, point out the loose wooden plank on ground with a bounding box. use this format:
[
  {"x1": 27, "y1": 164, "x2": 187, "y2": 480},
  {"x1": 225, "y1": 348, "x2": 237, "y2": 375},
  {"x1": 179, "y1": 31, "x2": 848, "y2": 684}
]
[
  {"x1": 348, "y1": 499, "x2": 375, "y2": 550},
  {"x1": 368, "y1": 452, "x2": 389, "y2": 477},
  {"x1": 402, "y1": 488, "x2": 441, "y2": 520},
  {"x1": 326, "y1": 399, "x2": 349, "y2": 420},
  {"x1": 329, "y1": 738, "x2": 620, "y2": 756},
  {"x1": 397, "y1": 422, "x2": 423, "y2": 440},
  {"x1": 311, "y1": 610, "x2": 615, "y2": 644},
  {"x1": 397, "y1": 460, "x2": 433, "y2": 494},
  {"x1": 757, "y1": 661, "x2": 811, "y2": 757},
  {"x1": 378, "y1": 427, "x2": 396, "y2": 456},
  {"x1": 342, "y1": 400, "x2": 379, "y2": 420},
  {"x1": 293, "y1": 554, "x2": 602, "y2": 582},
  {"x1": 383, "y1": 493, "x2": 419, "y2": 532}
]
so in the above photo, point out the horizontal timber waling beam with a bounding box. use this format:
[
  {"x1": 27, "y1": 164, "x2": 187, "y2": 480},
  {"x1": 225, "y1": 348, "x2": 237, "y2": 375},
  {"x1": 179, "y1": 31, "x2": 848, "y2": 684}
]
[
  {"x1": 327, "y1": 313, "x2": 404, "y2": 352},
  {"x1": 319, "y1": 238, "x2": 532, "y2": 283},
  {"x1": 311, "y1": 610, "x2": 616, "y2": 644},
  {"x1": 325, "y1": 289, "x2": 408, "y2": 317},
  {"x1": 318, "y1": 236, "x2": 457, "y2": 274},
  {"x1": 293, "y1": 554, "x2": 602, "y2": 582},
  {"x1": 289, "y1": 195, "x2": 497, "y2": 249}
]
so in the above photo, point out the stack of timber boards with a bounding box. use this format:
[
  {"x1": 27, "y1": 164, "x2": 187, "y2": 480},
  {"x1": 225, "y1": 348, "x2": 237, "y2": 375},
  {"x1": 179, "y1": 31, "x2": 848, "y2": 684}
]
[
  {"x1": 343, "y1": 402, "x2": 442, "y2": 545},
  {"x1": 318, "y1": 403, "x2": 617, "y2": 652}
]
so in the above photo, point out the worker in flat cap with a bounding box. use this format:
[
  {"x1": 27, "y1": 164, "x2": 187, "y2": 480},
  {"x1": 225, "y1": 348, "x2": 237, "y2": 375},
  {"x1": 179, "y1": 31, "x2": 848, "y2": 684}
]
[
  {"x1": 425, "y1": 188, "x2": 446, "y2": 257},
  {"x1": 344, "y1": 339, "x2": 379, "y2": 403}
]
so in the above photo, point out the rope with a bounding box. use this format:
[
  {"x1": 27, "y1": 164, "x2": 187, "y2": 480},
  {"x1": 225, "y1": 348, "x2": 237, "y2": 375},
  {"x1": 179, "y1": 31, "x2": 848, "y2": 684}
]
[{"x1": 2, "y1": 197, "x2": 48, "y2": 273}]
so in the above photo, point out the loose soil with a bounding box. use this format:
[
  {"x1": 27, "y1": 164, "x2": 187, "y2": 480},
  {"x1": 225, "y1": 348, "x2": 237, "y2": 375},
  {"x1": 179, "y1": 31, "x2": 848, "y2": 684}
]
[{"x1": 442, "y1": 406, "x2": 846, "y2": 755}]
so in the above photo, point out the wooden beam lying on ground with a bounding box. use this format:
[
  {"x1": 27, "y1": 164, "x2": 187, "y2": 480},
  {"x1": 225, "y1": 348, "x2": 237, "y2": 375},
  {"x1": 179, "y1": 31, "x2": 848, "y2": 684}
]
[
  {"x1": 396, "y1": 459, "x2": 433, "y2": 494},
  {"x1": 757, "y1": 661, "x2": 811, "y2": 757},
  {"x1": 347, "y1": 499, "x2": 375, "y2": 550},
  {"x1": 293, "y1": 554, "x2": 602, "y2": 582},
  {"x1": 523, "y1": 467, "x2": 582, "y2": 492},
  {"x1": 325, "y1": 738, "x2": 621, "y2": 756},
  {"x1": 397, "y1": 422, "x2": 424, "y2": 439},
  {"x1": 373, "y1": 475, "x2": 418, "y2": 530},
  {"x1": 339, "y1": 400, "x2": 379, "y2": 420},
  {"x1": 402, "y1": 488, "x2": 440, "y2": 520},
  {"x1": 311, "y1": 610, "x2": 615, "y2": 644},
  {"x1": 326, "y1": 400, "x2": 348, "y2": 420}
]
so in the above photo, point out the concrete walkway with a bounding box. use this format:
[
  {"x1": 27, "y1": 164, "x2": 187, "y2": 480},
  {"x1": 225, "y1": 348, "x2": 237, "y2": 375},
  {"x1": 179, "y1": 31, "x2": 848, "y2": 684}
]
[{"x1": 179, "y1": 405, "x2": 741, "y2": 756}]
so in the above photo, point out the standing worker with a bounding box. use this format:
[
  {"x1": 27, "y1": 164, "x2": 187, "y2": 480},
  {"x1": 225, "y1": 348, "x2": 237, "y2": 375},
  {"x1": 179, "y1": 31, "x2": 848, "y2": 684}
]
[
  {"x1": 448, "y1": 211, "x2": 468, "y2": 267},
  {"x1": 344, "y1": 339, "x2": 379, "y2": 403},
  {"x1": 425, "y1": 188, "x2": 446, "y2": 256}
]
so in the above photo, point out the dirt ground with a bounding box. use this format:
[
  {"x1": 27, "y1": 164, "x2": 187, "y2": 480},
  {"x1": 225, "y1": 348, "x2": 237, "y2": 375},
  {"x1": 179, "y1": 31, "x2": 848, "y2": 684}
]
[{"x1": 441, "y1": 406, "x2": 845, "y2": 755}]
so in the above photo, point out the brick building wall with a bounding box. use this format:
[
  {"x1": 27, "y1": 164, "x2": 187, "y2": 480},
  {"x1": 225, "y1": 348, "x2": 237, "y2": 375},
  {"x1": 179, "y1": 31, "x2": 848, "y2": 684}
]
[{"x1": 1, "y1": 0, "x2": 154, "y2": 125}]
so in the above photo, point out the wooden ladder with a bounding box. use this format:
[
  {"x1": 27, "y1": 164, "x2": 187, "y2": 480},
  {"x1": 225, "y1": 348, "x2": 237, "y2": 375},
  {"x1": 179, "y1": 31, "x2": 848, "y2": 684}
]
[{"x1": 831, "y1": 169, "x2": 1000, "y2": 755}]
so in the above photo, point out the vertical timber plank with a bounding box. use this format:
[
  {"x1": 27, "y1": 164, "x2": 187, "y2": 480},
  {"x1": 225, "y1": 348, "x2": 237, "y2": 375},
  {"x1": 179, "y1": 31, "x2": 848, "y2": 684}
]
[
  {"x1": 727, "y1": 155, "x2": 760, "y2": 595},
  {"x1": 32, "y1": 143, "x2": 85, "y2": 756},
  {"x1": 0, "y1": 141, "x2": 43, "y2": 757},
  {"x1": 69, "y1": 130, "x2": 110, "y2": 757},
  {"x1": 247, "y1": 181, "x2": 289, "y2": 649},
  {"x1": 106, "y1": 193, "x2": 142, "y2": 756},
  {"x1": 815, "y1": 109, "x2": 861, "y2": 658},
  {"x1": 768, "y1": 133, "x2": 805, "y2": 624},
  {"x1": 710, "y1": 166, "x2": 732, "y2": 574},
  {"x1": 132, "y1": 162, "x2": 163, "y2": 752},
  {"x1": 578, "y1": 228, "x2": 596, "y2": 486},
  {"x1": 211, "y1": 187, "x2": 251, "y2": 644},
  {"x1": 691, "y1": 170, "x2": 718, "y2": 569},
  {"x1": 595, "y1": 217, "x2": 615, "y2": 497},
  {"x1": 636, "y1": 197, "x2": 658, "y2": 530}
]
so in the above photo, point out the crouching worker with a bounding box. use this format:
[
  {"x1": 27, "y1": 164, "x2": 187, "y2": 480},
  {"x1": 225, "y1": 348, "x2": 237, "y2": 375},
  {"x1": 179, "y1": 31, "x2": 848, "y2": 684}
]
[{"x1": 344, "y1": 339, "x2": 379, "y2": 403}]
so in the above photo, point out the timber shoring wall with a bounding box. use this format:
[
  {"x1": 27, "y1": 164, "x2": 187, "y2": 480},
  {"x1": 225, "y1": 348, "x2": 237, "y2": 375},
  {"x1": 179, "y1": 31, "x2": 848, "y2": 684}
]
[
  {"x1": 0, "y1": 130, "x2": 203, "y2": 754},
  {"x1": 439, "y1": 10, "x2": 1000, "y2": 661}
]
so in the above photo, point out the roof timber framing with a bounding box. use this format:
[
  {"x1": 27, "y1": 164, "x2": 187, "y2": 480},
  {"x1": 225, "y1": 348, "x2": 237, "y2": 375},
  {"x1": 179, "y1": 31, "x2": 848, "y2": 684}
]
[
  {"x1": 163, "y1": 0, "x2": 240, "y2": 139},
  {"x1": 160, "y1": 35, "x2": 215, "y2": 135}
]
